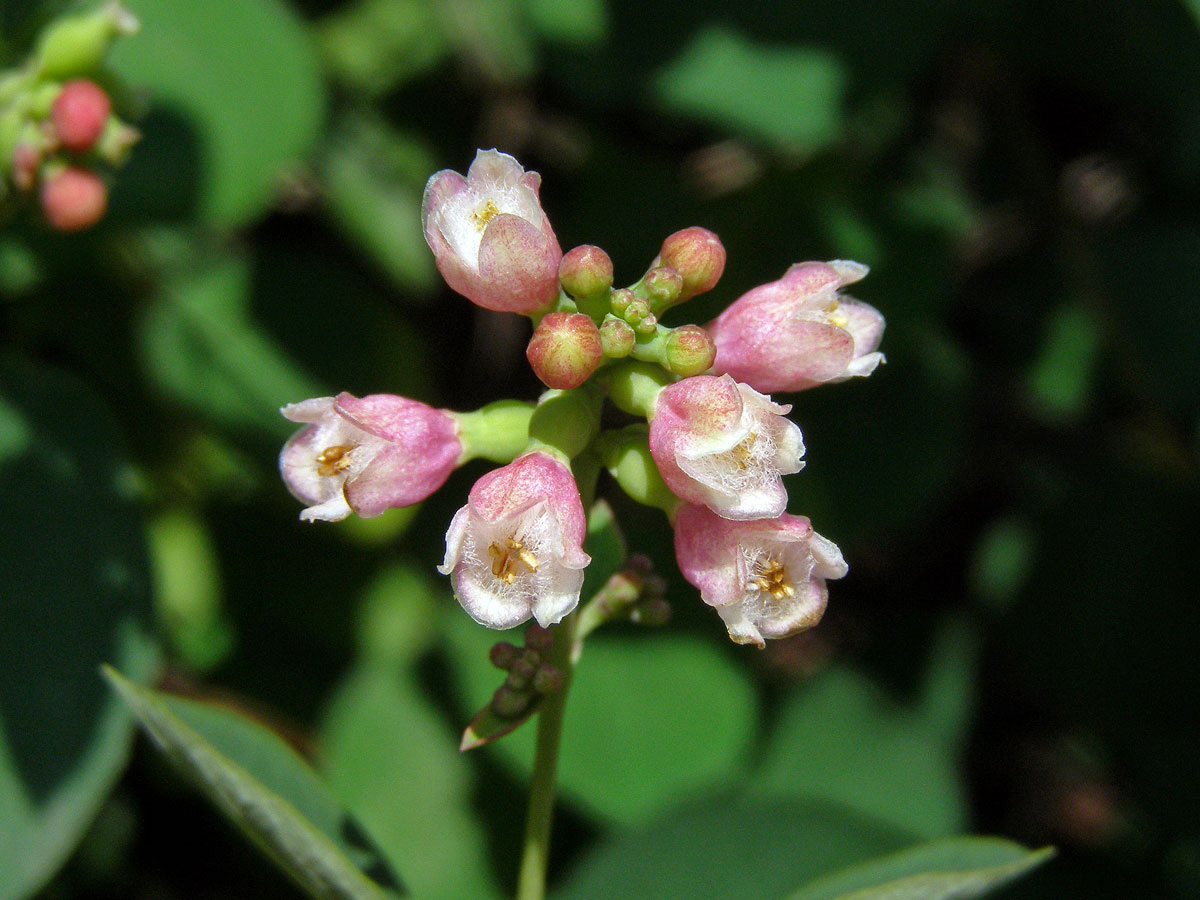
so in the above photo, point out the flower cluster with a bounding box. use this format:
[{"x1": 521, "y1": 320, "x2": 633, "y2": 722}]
[
  {"x1": 279, "y1": 149, "x2": 884, "y2": 648},
  {"x1": 0, "y1": 4, "x2": 140, "y2": 231}
]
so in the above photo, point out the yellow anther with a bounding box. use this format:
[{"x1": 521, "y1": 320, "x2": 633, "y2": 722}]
[
  {"x1": 750, "y1": 555, "x2": 794, "y2": 602},
  {"x1": 488, "y1": 536, "x2": 539, "y2": 584},
  {"x1": 471, "y1": 199, "x2": 500, "y2": 231},
  {"x1": 315, "y1": 444, "x2": 355, "y2": 477}
]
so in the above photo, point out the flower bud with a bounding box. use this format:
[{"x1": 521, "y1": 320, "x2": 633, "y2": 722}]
[
  {"x1": 506, "y1": 656, "x2": 537, "y2": 689},
  {"x1": 708, "y1": 260, "x2": 884, "y2": 392},
  {"x1": 642, "y1": 265, "x2": 683, "y2": 308},
  {"x1": 279, "y1": 392, "x2": 462, "y2": 521},
  {"x1": 440, "y1": 451, "x2": 590, "y2": 629},
  {"x1": 489, "y1": 641, "x2": 518, "y2": 669},
  {"x1": 663, "y1": 325, "x2": 716, "y2": 377},
  {"x1": 559, "y1": 244, "x2": 613, "y2": 301},
  {"x1": 422, "y1": 149, "x2": 562, "y2": 314},
  {"x1": 526, "y1": 312, "x2": 603, "y2": 390},
  {"x1": 491, "y1": 684, "x2": 531, "y2": 719},
  {"x1": 648, "y1": 374, "x2": 804, "y2": 520},
  {"x1": 532, "y1": 664, "x2": 563, "y2": 694},
  {"x1": 36, "y1": 3, "x2": 139, "y2": 79},
  {"x1": 599, "y1": 316, "x2": 636, "y2": 358},
  {"x1": 674, "y1": 504, "x2": 847, "y2": 647},
  {"x1": 51, "y1": 80, "x2": 111, "y2": 152},
  {"x1": 524, "y1": 623, "x2": 554, "y2": 652},
  {"x1": 41, "y1": 167, "x2": 107, "y2": 231},
  {"x1": 657, "y1": 227, "x2": 726, "y2": 300}
]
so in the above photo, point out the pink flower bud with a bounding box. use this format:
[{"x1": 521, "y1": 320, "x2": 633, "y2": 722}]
[
  {"x1": 280, "y1": 392, "x2": 461, "y2": 522},
  {"x1": 648, "y1": 374, "x2": 804, "y2": 520},
  {"x1": 559, "y1": 244, "x2": 613, "y2": 300},
  {"x1": 673, "y1": 504, "x2": 847, "y2": 647},
  {"x1": 657, "y1": 227, "x2": 726, "y2": 300},
  {"x1": 708, "y1": 260, "x2": 885, "y2": 393},
  {"x1": 41, "y1": 167, "x2": 106, "y2": 231},
  {"x1": 51, "y1": 79, "x2": 111, "y2": 153},
  {"x1": 526, "y1": 312, "x2": 603, "y2": 390},
  {"x1": 440, "y1": 451, "x2": 590, "y2": 629},
  {"x1": 422, "y1": 149, "x2": 562, "y2": 314}
]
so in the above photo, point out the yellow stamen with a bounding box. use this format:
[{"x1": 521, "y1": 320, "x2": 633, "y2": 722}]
[
  {"x1": 731, "y1": 432, "x2": 758, "y2": 469},
  {"x1": 488, "y1": 536, "x2": 539, "y2": 584},
  {"x1": 750, "y1": 555, "x2": 795, "y2": 602},
  {"x1": 471, "y1": 199, "x2": 500, "y2": 231},
  {"x1": 315, "y1": 444, "x2": 355, "y2": 477}
]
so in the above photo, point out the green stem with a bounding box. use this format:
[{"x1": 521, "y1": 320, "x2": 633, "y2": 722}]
[{"x1": 514, "y1": 612, "x2": 578, "y2": 900}]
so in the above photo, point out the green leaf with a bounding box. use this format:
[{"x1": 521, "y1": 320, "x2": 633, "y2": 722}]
[
  {"x1": 553, "y1": 792, "x2": 914, "y2": 900},
  {"x1": 444, "y1": 614, "x2": 756, "y2": 824},
  {"x1": 656, "y1": 26, "x2": 845, "y2": 149},
  {"x1": 104, "y1": 668, "x2": 404, "y2": 900},
  {"x1": 784, "y1": 838, "x2": 1054, "y2": 900},
  {"x1": 756, "y1": 624, "x2": 974, "y2": 838},
  {"x1": 525, "y1": 0, "x2": 608, "y2": 47},
  {"x1": 108, "y1": 0, "x2": 324, "y2": 227},
  {"x1": 578, "y1": 500, "x2": 626, "y2": 608},
  {"x1": 0, "y1": 355, "x2": 158, "y2": 900},
  {"x1": 137, "y1": 252, "x2": 325, "y2": 437}
]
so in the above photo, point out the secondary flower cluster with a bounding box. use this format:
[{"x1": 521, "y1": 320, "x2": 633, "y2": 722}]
[
  {"x1": 279, "y1": 150, "x2": 884, "y2": 648},
  {"x1": 0, "y1": 4, "x2": 140, "y2": 231}
]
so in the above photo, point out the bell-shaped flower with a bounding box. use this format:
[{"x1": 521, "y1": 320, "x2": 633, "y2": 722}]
[
  {"x1": 674, "y1": 504, "x2": 847, "y2": 647},
  {"x1": 280, "y1": 393, "x2": 461, "y2": 522},
  {"x1": 440, "y1": 451, "x2": 590, "y2": 629},
  {"x1": 708, "y1": 260, "x2": 885, "y2": 393},
  {"x1": 648, "y1": 374, "x2": 804, "y2": 520},
  {"x1": 422, "y1": 149, "x2": 562, "y2": 314}
]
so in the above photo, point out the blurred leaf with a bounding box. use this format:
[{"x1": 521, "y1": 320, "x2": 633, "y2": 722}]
[
  {"x1": 137, "y1": 253, "x2": 325, "y2": 437},
  {"x1": 526, "y1": 0, "x2": 607, "y2": 47},
  {"x1": 319, "y1": 113, "x2": 438, "y2": 294},
  {"x1": 320, "y1": 565, "x2": 499, "y2": 900},
  {"x1": 656, "y1": 26, "x2": 844, "y2": 150},
  {"x1": 756, "y1": 624, "x2": 974, "y2": 837},
  {"x1": 148, "y1": 507, "x2": 234, "y2": 671},
  {"x1": 784, "y1": 838, "x2": 1053, "y2": 900},
  {"x1": 552, "y1": 792, "x2": 914, "y2": 900},
  {"x1": 108, "y1": 0, "x2": 324, "y2": 227},
  {"x1": 578, "y1": 500, "x2": 626, "y2": 610},
  {"x1": 1025, "y1": 301, "x2": 1102, "y2": 422},
  {"x1": 0, "y1": 355, "x2": 158, "y2": 900},
  {"x1": 105, "y1": 668, "x2": 404, "y2": 900},
  {"x1": 438, "y1": 0, "x2": 537, "y2": 82},
  {"x1": 319, "y1": 0, "x2": 449, "y2": 95},
  {"x1": 445, "y1": 613, "x2": 756, "y2": 824},
  {"x1": 970, "y1": 518, "x2": 1035, "y2": 613}
]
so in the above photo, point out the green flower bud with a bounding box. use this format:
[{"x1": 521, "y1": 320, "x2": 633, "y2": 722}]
[
  {"x1": 664, "y1": 325, "x2": 716, "y2": 376},
  {"x1": 559, "y1": 244, "x2": 613, "y2": 302},
  {"x1": 36, "y1": 3, "x2": 139, "y2": 80},
  {"x1": 657, "y1": 227, "x2": 726, "y2": 301},
  {"x1": 491, "y1": 684, "x2": 531, "y2": 719},
  {"x1": 526, "y1": 312, "x2": 603, "y2": 390},
  {"x1": 599, "y1": 315, "x2": 636, "y2": 358},
  {"x1": 642, "y1": 265, "x2": 683, "y2": 310},
  {"x1": 533, "y1": 664, "x2": 563, "y2": 694}
]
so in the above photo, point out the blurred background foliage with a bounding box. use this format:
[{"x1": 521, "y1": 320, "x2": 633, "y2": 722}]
[{"x1": 2, "y1": 0, "x2": 1199, "y2": 898}]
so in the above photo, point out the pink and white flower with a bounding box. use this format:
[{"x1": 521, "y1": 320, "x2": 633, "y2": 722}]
[
  {"x1": 280, "y1": 393, "x2": 461, "y2": 522},
  {"x1": 648, "y1": 374, "x2": 804, "y2": 520},
  {"x1": 440, "y1": 451, "x2": 590, "y2": 629},
  {"x1": 422, "y1": 149, "x2": 562, "y2": 314},
  {"x1": 708, "y1": 260, "x2": 885, "y2": 393},
  {"x1": 673, "y1": 504, "x2": 847, "y2": 647}
]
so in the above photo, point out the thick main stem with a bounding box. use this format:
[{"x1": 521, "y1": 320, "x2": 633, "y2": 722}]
[{"x1": 514, "y1": 612, "x2": 577, "y2": 900}]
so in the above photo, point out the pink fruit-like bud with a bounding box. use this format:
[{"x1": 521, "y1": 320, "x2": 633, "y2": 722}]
[
  {"x1": 422, "y1": 149, "x2": 562, "y2": 314},
  {"x1": 41, "y1": 167, "x2": 106, "y2": 231},
  {"x1": 51, "y1": 79, "x2": 111, "y2": 152},
  {"x1": 12, "y1": 144, "x2": 42, "y2": 192},
  {"x1": 657, "y1": 227, "x2": 726, "y2": 300},
  {"x1": 708, "y1": 260, "x2": 884, "y2": 393},
  {"x1": 648, "y1": 374, "x2": 804, "y2": 520},
  {"x1": 440, "y1": 451, "x2": 591, "y2": 629},
  {"x1": 559, "y1": 244, "x2": 613, "y2": 300},
  {"x1": 599, "y1": 316, "x2": 636, "y2": 358},
  {"x1": 663, "y1": 325, "x2": 716, "y2": 376},
  {"x1": 280, "y1": 392, "x2": 462, "y2": 522},
  {"x1": 526, "y1": 313, "x2": 603, "y2": 390},
  {"x1": 674, "y1": 504, "x2": 847, "y2": 647}
]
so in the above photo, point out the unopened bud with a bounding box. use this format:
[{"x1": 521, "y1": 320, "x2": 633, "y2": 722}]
[
  {"x1": 507, "y1": 657, "x2": 537, "y2": 690},
  {"x1": 41, "y1": 167, "x2": 107, "y2": 231},
  {"x1": 488, "y1": 641, "x2": 518, "y2": 670},
  {"x1": 491, "y1": 685, "x2": 530, "y2": 719},
  {"x1": 95, "y1": 120, "x2": 140, "y2": 166},
  {"x1": 533, "y1": 664, "x2": 563, "y2": 694},
  {"x1": 664, "y1": 325, "x2": 716, "y2": 376},
  {"x1": 610, "y1": 288, "x2": 634, "y2": 315},
  {"x1": 51, "y1": 80, "x2": 111, "y2": 153},
  {"x1": 630, "y1": 598, "x2": 671, "y2": 626},
  {"x1": 599, "y1": 316, "x2": 636, "y2": 358},
  {"x1": 524, "y1": 623, "x2": 554, "y2": 653},
  {"x1": 36, "y1": 4, "x2": 139, "y2": 80},
  {"x1": 526, "y1": 312, "x2": 603, "y2": 390},
  {"x1": 658, "y1": 227, "x2": 726, "y2": 300},
  {"x1": 522, "y1": 648, "x2": 542, "y2": 668},
  {"x1": 643, "y1": 266, "x2": 683, "y2": 308},
  {"x1": 12, "y1": 144, "x2": 42, "y2": 192},
  {"x1": 559, "y1": 244, "x2": 613, "y2": 300},
  {"x1": 635, "y1": 314, "x2": 658, "y2": 335}
]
